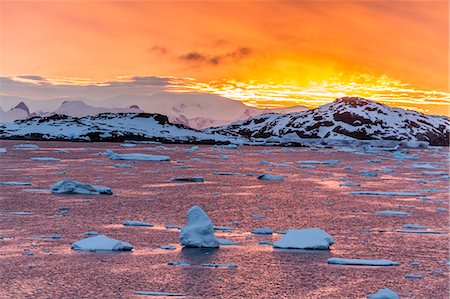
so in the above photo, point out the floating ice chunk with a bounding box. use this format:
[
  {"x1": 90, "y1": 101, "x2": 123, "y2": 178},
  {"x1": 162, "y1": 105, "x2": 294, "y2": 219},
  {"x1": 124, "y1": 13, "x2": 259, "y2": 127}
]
[
  {"x1": 168, "y1": 261, "x2": 190, "y2": 267},
  {"x1": 215, "y1": 144, "x2": 238, "y2": 149},
  {"x1": 393, "y1": 152, "x2": 418, "y2": 160},
  {"x1": 360, "y1": 172, "x2": 377, "y2": 177},
  {"x1": 71, "y1": 235, "x2": 133, "y2": 251},
  {"x1": 436, "y1": 207, "x2": 446, "y2": 211},
  {"x1": 405, "y1": 273, "x2": 424, "y2": 279},
  {"x1": 402, "y1": 224, "x2": 427, "y2": 229},
  {"x1": 160, "y1": 245, "x2": 176, "y2": 250},
  {"x1": 0, "y1": 181, "x2": 32, "y2": 186},
  {"x1": 133, "y1": 291, "x2": 186, "y2": 296},
  {"x1": 366, "y1": 145, "x2": 400, "y2": 152},
  {"x1": 411, "y1": 163, "x2": 436, "y2": 169},
  {"x1": 213, "y1": 172, "x2": 243, "y2": 176},
  {"x1": 0, "y1": 211, "x2": 33, "y2": 215},
  {"x1": 99, "y1": 149, "x2": 115, "y2": 156},
  {"x1": 213, "y1": 226, "x2": 235, "y2": 231},
  {"x1": 298, "y1": 165, "x2": 316, "y2": 169},
  {"x1": 180, "y1": 206, "x2": 220, "y2": 248},
  {"x1": 350, "y1": 191, "x2": 422, "y2": 197},
  {"x1": 217, "y1": 238, "x2": 239, "y2": 245},
  {"x1": 273, "y1": 228, "x2": 334, "y2": 250},
  {"x1": 32, "y1": 235, "x2": 63, "y2": 239},
  {"x1": 123, "y1": 220, "x2": 154, "y2": 227},
  {"x1": 0, "y1": 148, "x2": 6, "y2": 153},
  {"x1": 51, "y1": 180, "x2": 112, "y2": 195},
  {"x1": 200, "y1": 263, "x2": 237, "y2": 268},
  {"x1": 422, "y1": 171, "x2": 448, "y2": 176},
  {"x1": 396, "y1": 230, "x2": 446, "y2": 234},
  {"x1": 14, "y1": 144, "x2": 39, "y2": 149},
  {"x1": 339, "y1": 183, "x2": 361, "y2": 187},
  {"x1": 55, "y1": 149, "x2": 68, "y2": 153},
  {"x1": 367, "y1": 288, "x2": 400, "y2": 299},
  {"x1": 251, "y1": 227, "x2": 273, "y2": 235},
  {"x1": 185, "y1": 146, "x2": 199, "y2": 153},
  {"x1": 110, "y1": 153, "x2": 170, "y2": 161},
  {"x1": 376, "y1": 210, "x2": 410, "y2": 216},
  {"x1": 257, "y1": 174, "x2": 285, "y2": 181},
  {"x1": 343, "y1": 166, "x2": 353, "y2": 170},
  {"x1": 84, "y1": 231, "x2": 99, "y2": 236},
  {"x1": 114, "y1": 164, "x2": 133, "y2": 168},
  {"x1": 165, "y1": 225, "x2": 183, "y2": 230},
  {"x1": 120, "y1": 143, "x2": 136, "y2": 147},
  {"x1": 170, "y1": 177, "x2": 204, "y2": 182},
  {"x1": 31, "y1": 157, "x2": 60, "y2": 161},
  {"x1": 377, "y1": 169, "x2": 393, "y2": 174},
  {"x1": 297, "y1": 160, "x2": 340, "y2": 165},
  {"x1": 328, "y1": 258, "x2": 399, "y2": 266}
]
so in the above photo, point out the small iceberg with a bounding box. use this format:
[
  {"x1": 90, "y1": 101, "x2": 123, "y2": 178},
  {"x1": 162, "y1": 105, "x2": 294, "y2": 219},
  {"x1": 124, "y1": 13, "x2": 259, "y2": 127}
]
[
  {"x1": 133, "y1": 291, "x2": 186, "y2": 297},
  {"x1": 13, "y1": 144, "x2": 39, "y2": 149},
  {"x1": 180, "y1": 206, "x2": 220, "y2": 248},
  {"x1": 327, "y1": 258, "x2": 399, "y2": 266},
  {"x1": 257, "y1": 174, "x2": 285, "y2": 181},
  {"x1": 84, "y1": 231, "x2": 99, "y2": 236},
  {"x1": 367, "y1": 288, "x2": 400, "y2": 299},
  {"x1": 376, "y1": 210, "x2": 410, "y2": 216},
  {"x1": 339, "y1": 183, "x2": 361, "y2": 187},
  {"x1": 170, "y1": 177, "x2": 204, "y2": 182},
  {"x1": 0, "y1": 181, "x2": 32, "y2": 186},
  {"x1": 71, "y1": 235, "x2": 133, "y2": 251},
  {"x1": 31, "y1": 157, "x2": 60, "y2": 161},
  {"x1": 51, "y1": 180, "x2": 112, "y2": 195},
  {"x1": 350, "y1": 191, "x2": 422, "y2": 197},
  {"x1": 251, "y1": 227, "x2": 273, "y2": 235},
  {"x1": 273, "y1": 228, "x2": 334, "y2": 250},
  {"x1": 110, "y1": 153, "x2": 170, "y2": 161},
  {"x1": 123, "y1": 220, "x2": 154, "y2": 227},
  {"x1": 360, "y1": 172, "x2": 377, "y2": 177}
]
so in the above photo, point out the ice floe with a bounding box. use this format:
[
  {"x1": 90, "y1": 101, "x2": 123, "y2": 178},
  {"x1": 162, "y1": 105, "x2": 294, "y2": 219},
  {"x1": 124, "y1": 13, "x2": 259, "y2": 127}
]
[
  {"x1": 217, "y1": 238, "x2": 239, "y2": 245},
  {"x1": 110, "y1": 153, "x2": 170, "y2": 161},
  {"x1": 422, "y1": 171, "x2": 448, "y2": 176},
  {"x1": 30, "y1": 157, "x2": 60, "y2": 161},
  {"x1": 185, "y1": 146, "x2": 199, "y2": 153},
  {"x1": 51, "y1": 180, "x2": 113, "y2": 195},
  {"x1": 405, "y1": 273, "x2": 424, "y2": 279},
  {"x1": 71, "y1": 235, "x2": 133, "y2": 251},
  {"x1": 350, "y1": 191, "x2": 422, "y2": 197},
  {"x1": 13, "y1": 144, "x2": 39, "y2": 149},
  {"x1": 273, "y1": 228, "x2": 334, "y2": 250},
  {"x1": 133, "y1": 291, "x2": 186, "y2": 296},
  {"x1": 180, "y1": 206, "x2": 220, "y2": 248},
  {"x1": 0, "y1": 181, "x2": 32, "y2": 186},
  {"x1": 376, "y1": 210, "x2": 410, "y2": 216},
  {"x1": 160, "y1": 245, "x2": 176, "y2": 250},
  {"x1": 123, "y1": 221, "x2": 154, "y2": 227},
  {"x1": 257, "y1": 174, "x2": 285, "y2": 181},
  {"x1": 402, "y1": 224, "x2": 427, "y2": 229},
  {"x1": 170, "y1": 177, "x2": 205, "y2": 182},
  {"x1": 327, "y1": 258, "x2": 399, "y2": 266},
  {"x1": 367, "y1": 288, "x2": 400, "y2": 299},
  {"x1": 251, "y1": 227, "x2": 273, "y2": 235},
  {"x1": 0, "y1": 148, "x2": 6, "y2": 153},
  {"x1": 114, "y1": 164, "x2": 133, "y2": 168},
  {"x1": 201, "y1": 263, "x2": 237, "y2": 268},
  {"x1": 297, "y1": 160, "x2": 340, "y2": 165},
  {"x1": 168, "y1": 261, "x2": 190, "y2": 267},
  {"x1": 0, "y1": 211, "x2": 33, "y2": 215},
  {"x1": 396, "y1": 230, "x2": 446, "y2": 234}
]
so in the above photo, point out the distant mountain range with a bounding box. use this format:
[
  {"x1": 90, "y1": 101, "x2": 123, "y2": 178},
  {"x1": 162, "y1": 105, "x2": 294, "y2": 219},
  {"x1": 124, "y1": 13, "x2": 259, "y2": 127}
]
[
  {"x1": 1, "y1": 97, "x2": 448, "y2": 146},
  {"x1": 206, "y1": 97, "x2": 450, "y2": 146},
  {"x1": 0, "y1": 93, "x2": 308, "y2": 129}
]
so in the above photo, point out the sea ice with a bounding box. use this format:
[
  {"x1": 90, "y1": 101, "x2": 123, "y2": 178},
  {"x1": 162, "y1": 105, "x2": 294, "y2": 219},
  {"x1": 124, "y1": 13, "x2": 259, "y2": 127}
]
[
  {"x1": 327, "y1": 258, "x2": 399, "y2": 266},
  {"x1": 110, "y1": 153, "x2": 170, "y2": 161},
  {"x1": 123, "y1": 220, "x2": 154, "y2": 227},
  {"x1": 273, "y1": 228, "x2": 334, "y2": 250},
  {"x1": 180, "y1": 206, "x2": 220, "y2": 248},
  {"x1": 251, "y1": 227, "x2": 273, "y2": 235},
  {"x1": 51, "y1": 180, "x2": 113, "y2": 195},
  {"x1": 367, "y1": 288, "x2": 400, "y2": 299},
  {"x1": 257, "y1": 174, "x2": 285, "y2": 181},
  {"x1": 71, "y1": 235, "x2": 133, "y2": 251}
]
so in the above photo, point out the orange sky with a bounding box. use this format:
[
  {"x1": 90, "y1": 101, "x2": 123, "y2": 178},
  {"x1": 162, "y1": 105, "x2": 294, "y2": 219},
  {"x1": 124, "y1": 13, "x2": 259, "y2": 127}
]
[{"x1": 0, "y1": 0, "x2": 449, "y2": 115}]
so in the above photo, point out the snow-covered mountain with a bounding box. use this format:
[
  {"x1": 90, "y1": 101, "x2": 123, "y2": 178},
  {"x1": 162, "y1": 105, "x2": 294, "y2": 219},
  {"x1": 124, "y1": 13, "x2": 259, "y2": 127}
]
[
  {"x1": 0, "y1": 102, "x2": 31, "y2": 122},
  {"x1": 206, "y1": 97, "x2": 450, "y2": 146},
  {"x1": 0, "y1": 93, "x2": 308, "y2": 129},
  {"x1": 0, "y1": 113, "x2": 236, "y2": 144}
]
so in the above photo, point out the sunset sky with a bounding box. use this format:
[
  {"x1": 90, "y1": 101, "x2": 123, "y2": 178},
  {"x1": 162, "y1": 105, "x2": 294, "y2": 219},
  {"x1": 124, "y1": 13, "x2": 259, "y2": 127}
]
[{"x1": 0, "y1": 0, "x2": 449, "y2": 115}]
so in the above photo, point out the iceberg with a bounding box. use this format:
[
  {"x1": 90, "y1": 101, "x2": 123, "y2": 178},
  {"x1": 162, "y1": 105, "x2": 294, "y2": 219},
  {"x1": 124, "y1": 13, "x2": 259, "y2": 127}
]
[
  {"x1": 71, "y1": 235, "x2": 133, "y2": 251},
  {"x1": 110, "y1": 153, "x2": 170, "y2": 161},
  {"x1": 367, "y1": 288, "x2": 400, "y2": 299},
  {"x1": 273, "y1": 228, "x2": 334, "y2": 250},
  {"x1": 180, "y1": 206, "x2": 220, "y2": 248},
  {"x1": 51, "y1": 180, "x2": 112, "y2": 195}
]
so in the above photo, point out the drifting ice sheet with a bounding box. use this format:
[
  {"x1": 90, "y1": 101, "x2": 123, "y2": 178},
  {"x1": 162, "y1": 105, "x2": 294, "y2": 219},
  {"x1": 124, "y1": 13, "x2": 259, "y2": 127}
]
[
  {"x1": 71, "y1": 235, "x2": 133, "y2": 251},
  {"x1": 51, "y1": 180, "x2": 112, "y2": 195},
  {"x1": 273, "y1": 228, "x2": 334, "y2": 250}
]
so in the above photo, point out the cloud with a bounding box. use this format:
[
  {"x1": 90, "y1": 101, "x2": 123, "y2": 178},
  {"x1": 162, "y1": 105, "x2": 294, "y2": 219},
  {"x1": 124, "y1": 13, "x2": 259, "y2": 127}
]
[
  {"x1": 17, "y1": 75, "x2": 46, "y2": 81},
  {"x1": 179, "y1": 47, "x2": 253, "y2": 65},
  {"x1": 149, "y1": 45, "x2": 168, "y2": 55}
]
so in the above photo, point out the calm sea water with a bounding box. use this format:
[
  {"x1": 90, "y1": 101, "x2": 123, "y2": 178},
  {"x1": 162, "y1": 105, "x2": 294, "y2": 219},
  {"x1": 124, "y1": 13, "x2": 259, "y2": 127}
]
[{"x1": 0, "y1": 140, "x2": 448, "y2": 298}]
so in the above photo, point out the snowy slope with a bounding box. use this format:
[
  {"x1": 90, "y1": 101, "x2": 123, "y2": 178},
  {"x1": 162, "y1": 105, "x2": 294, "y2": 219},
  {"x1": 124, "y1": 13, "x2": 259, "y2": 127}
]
[
  {"x1": 206, "y1": 97, "x2": 450, "y2": 146},
  {"x1": 0, "y1": 113, "x2": 238, "y2": 144},
  {"x1": 0, "y1": 102, "x2": 31, "y2": 122},
  {"x1": 0, "y1": 94, "x2": 308, "y2": 129}
]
